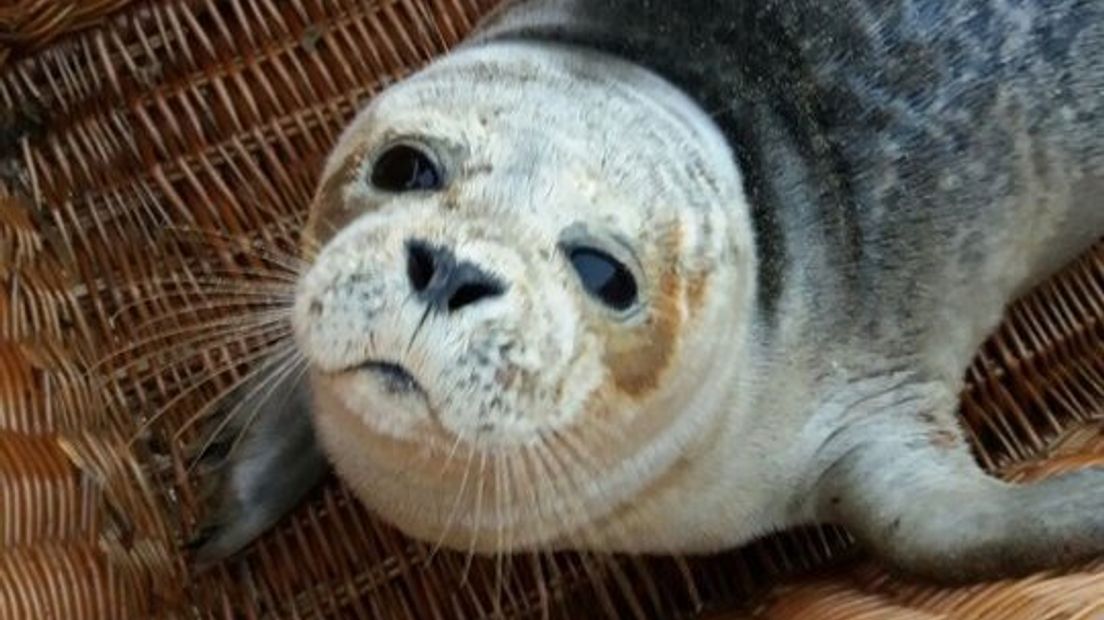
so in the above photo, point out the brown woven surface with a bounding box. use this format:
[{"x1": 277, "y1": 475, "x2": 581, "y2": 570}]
[
  {"x1": 0, "y1": 1, "x2": 1102, "y2": 618},
  {"x1": 0, "y1": 1, "x2": 138, "y2": 67}
]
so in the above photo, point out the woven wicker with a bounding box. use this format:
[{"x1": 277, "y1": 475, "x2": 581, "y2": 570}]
[{"x1": 0, "y1": 1, "x2": 1101, "y2": 618}]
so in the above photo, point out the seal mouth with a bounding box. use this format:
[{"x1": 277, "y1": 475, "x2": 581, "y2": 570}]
[{"x1": 356, "y1": 361, "x2": 424, "y2": 396}]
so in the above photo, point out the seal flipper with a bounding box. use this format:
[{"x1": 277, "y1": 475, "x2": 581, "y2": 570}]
[
  {"x1": 187, "y1": 372, "x2": 329, "y2": 567},
  {"x1": 813, "y1": 393, "x2": 1104, "y2": 582}
]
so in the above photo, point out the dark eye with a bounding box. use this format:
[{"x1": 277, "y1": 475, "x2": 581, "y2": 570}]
[
  {"x1": 568, "y1": 247, "x2": 638, "y2": 311},
  {"x1": 370, "y1": 144, "x2": 442, "y2": 192}
]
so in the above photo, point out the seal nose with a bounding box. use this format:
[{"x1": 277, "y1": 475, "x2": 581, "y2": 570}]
[{"x1": 406, "y1": 240, "x2": 505, "y2": 312}]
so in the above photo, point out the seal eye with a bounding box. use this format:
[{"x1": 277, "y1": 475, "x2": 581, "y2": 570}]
[
  {"x1": 568, "y1": 247, "x2": 638, "y2": 311},
  {"x1": 370, "y1": 144, "x2": 442, "y2": 192}
]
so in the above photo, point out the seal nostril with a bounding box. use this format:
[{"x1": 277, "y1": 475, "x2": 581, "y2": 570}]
[
  {"x1": 448, "y1": 282, "x2": 504, "y2": 311},
  {"x1": 406, "y1": 240, "x2": 505, "y2": 312},
  {"x1": 407, "y1": 242, "x2": 435, "y2": 292}
]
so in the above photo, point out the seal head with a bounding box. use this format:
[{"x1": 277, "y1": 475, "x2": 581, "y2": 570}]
[{"x1": 294, "y1": 40, "x2": 756, "y2": 553}]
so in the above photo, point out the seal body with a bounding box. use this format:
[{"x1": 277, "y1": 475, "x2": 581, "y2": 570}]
[{"x1": 198, "y1": 0, "x2": 1104, "y2": 582}]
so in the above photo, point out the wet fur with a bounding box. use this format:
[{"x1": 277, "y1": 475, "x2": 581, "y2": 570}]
[{"x1": 195, "y1": 0, "x2": 1104, "y2": 582}]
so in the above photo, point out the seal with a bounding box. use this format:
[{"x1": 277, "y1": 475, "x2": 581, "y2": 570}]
[{"x1": 192, "y1": 0, "x2": 1104, "y2": 583}]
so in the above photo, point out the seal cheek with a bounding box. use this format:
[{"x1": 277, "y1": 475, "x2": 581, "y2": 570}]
[
  {"x1": 603, "y1": 266, "x2": 682, "y2": 399},
  {"x1": 305, "y1": 151, "x2": 366, "y2": 248}
]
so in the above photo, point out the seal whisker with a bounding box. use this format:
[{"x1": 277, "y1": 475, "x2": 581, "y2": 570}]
[
  {"x1": 159, "y1": 224, "x2": 311, "y2": 274},
  {"x1": 527, "y1": 551, "x2": 551, "y2": 620},
  {"x1": 437, "y1": 431, "x2": 468, "y2": 478},
  {"x1": 492, "y1": 449, "x2": 508, "y2": 617},
  {"x1": 552, "y1": 425, "x2": 617, "y2": 475},
  {"x1": 503, "y1": 451, "x2": 526, "y2": 602},
  {"x1": 121, "y1": 276, "x2": 295, "y2": 298},
  {"x1": 115, "y1": 275, "x2": 298, "y2": 295},
  {"x1": 528, "y1": 440, "x2": 627, "y2": 612},
  {"x1": 136, "y1": 282, "x2": 298, "y2": 308},
  {"x1": 426, "y1": 434, "x2": 477, "y2": 563},
  {"x1": 176, "y1": 342, "x2": 304, "y2": 463},
  {"x1": 513, "y1": 446, "x2": 555, "y2": 619},
  {"x1": 167, "y1": 255, "x2": 304, "y2": 283},
  {"x1": 129, "y1": 305, "x2": 291, "y2": 336},
  {"x1": 110, "y1": 329, "x2": 292, "y2": 391},
  {"x1": 529, "y1": 443, "x2": 582, "y2": 617},
  {"x1": 515, "y1": 444, "x2": 551, "y2": 542},
  {"x1": 550, "y1": 426, "x2": 682, "y2": 606},
  {"x1": 532, "y1": 438, "x2": 635, "y2": 615},
  {"x1": 533, "y1": 436, "x2": 652, "y2": 619},
  {"x1": 556, "y1": 423, "x2": 696, "y2": 600},
  {"x1": 543, "y1": 429, "x2": 649, "y2": 557},
  {"x1": 112, "y1": 276, "x2": 298, "y2": 299},
  {"x1": 125, "y1": 335, "x2": 295, "y2": 448},
  {"x1": 121, "y1": 301, "x2": 293, "y2": 336},
  {"x1": 539, "y1": 435, "x2": 608, "y2": 543},
  {"x1": 93, "y1": 316, "x2": 291, "y2": 379},
  {"x1": 526, "y1": 439, "x2": 574, "y2": 545},
  {"x1": 459, "y1": 449, "x2": 488, "y2": 587},
  {"x1": 188, "y1": 349, "x2": 309, "y2": 471},
  {"x1": 170, "y1": 253, "x2": 307, "y2": 280},
  {"x1": 122, "y1": 274, "x2": 297, "y2": 293},
  {"x1": 560, "y1": 428, "x2": 658, "y2": 546},
  {"x1": 406, "y1": 304, "x2": 434, "y2": 356},
  {"x1": 95, "y1": 332, "x2": 293, "y2": 401},
  {"x1": 578, "y1": 552, "x2": 624, "y2": 620},
  {"x1": 530, "y1": 436, "x2": 603, "y2": 549},
  {"x1": 108, "y1": 290, "x2": 295, "y2": 328},
  {"x1": 547, "y1": 434, "x2": 649, "y2": 620},
  {"x1": 141, "y1": 268, "x2": 303, "y2": 286},
  {"x1": 96, "y1": 312, "x2": 288, "y2": 364}
]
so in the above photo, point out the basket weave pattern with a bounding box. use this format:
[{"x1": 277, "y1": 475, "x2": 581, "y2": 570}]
[{"x1": 1, "y1": 1, "x2": 1102, "y2": 618}]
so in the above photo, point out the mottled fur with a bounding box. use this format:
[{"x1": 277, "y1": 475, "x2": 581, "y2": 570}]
[{"x1": 195, "y1": 0, "x2": 1104, "y2": 582}]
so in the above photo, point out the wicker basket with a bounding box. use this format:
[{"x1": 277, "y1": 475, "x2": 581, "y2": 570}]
[{"x1": 1, "y1": 1, "x2": 1102, "y2": 618}]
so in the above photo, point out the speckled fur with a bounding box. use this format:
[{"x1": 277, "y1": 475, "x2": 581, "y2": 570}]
[{"x1": 198, "y1": 0, "x2": 1104, "y2": 582}]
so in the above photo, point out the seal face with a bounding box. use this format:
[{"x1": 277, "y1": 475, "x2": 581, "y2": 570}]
[{"x1": 293, "y1": 40, "x2": 757, "y2": 552}]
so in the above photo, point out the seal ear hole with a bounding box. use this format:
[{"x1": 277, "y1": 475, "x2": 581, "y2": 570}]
[
  {"x1": 567, "y1": 247, "x2": 639, "y2": 311},
  {"x1": 449, "y1": 282, "x2": 504, "y2": 311},
  {"x1": 370, "y1": 143, "x2": 443, "y2": 192}
]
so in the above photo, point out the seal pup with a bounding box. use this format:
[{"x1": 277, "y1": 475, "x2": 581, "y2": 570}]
[{"x1": 192, "y1": 0, "x2": 1104, "y2": 582}]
